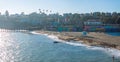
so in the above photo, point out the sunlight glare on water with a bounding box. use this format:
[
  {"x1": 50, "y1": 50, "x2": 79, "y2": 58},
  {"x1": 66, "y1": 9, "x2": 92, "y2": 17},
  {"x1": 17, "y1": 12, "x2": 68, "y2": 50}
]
[{"x1": 0, "y1": 32, "x2": 20, "y2": 62}]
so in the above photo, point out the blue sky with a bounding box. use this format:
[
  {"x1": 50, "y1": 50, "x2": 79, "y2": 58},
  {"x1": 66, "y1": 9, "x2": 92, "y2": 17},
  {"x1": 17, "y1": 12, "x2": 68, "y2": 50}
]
[{"x1": 0, "y1": 0, "x2": 120, "y2": 14}]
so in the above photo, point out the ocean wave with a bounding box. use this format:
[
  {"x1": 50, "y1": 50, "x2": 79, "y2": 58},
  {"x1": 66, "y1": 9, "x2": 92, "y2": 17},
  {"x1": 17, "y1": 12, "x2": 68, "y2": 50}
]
[
  {"x1": 30, "y1": 31, "x2": 48, "y2": 36},
  {"x1": 87, "y1": 46, "x2": 120, "y2": 58},
  {"x1": 30, "y1": 31, "x2": 41, "y2": 35},
  {"x1": 105, "y1": 48, "x2": 120, "y2": 58}
]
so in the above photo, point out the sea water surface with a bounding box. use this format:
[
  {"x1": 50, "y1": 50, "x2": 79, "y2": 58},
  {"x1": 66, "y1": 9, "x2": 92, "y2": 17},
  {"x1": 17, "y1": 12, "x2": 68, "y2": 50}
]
[{"x1": 0, "y1": 32, "x2": 120, "y2": 62}]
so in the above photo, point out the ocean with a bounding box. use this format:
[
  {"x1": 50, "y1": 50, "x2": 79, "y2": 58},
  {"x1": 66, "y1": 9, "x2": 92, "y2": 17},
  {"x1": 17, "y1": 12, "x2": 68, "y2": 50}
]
[{"x1": 0, "y1": 32, "x2": 120, "y2": 62}]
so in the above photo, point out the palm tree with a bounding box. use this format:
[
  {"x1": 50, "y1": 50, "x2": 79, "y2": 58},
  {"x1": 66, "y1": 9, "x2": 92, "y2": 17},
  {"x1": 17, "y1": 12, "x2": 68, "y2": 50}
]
[{"x1": 38, "y1": 9, "x2": 42, "y2": 14}]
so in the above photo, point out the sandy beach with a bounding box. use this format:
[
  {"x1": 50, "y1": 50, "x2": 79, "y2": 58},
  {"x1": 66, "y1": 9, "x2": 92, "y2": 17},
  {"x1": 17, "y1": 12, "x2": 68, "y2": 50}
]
[{"x1": 34, "y1": 30, "x2": 120, "y2": 50}]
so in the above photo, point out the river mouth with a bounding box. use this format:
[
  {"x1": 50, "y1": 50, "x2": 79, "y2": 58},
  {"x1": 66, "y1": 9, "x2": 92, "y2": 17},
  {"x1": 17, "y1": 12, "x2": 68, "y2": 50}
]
[{"x1": 0, "y1": 32, "x2": 120, "y2": 62}]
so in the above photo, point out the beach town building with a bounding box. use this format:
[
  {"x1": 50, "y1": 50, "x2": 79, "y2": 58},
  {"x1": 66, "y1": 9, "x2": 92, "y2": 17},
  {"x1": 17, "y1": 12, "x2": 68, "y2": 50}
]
[
  {"x1": 84, "y1": 19, "x2": 120, "y2": 32},
  {"x1": 103, "y1": 24, "x2": 120, "y2": 32},
  {"x1": 84, "y1": 19, "x2": 104, "y2": 32},
  {"x1": 84, "y1": 19, "x2": 102, "y2": 25},
  {"x1": 105, "y1": 13, "x2": 111, "y2": 16}
]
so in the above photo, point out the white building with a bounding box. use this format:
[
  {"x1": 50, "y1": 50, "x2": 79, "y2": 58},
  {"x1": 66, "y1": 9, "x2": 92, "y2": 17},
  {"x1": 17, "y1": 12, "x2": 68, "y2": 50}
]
[{"x1": 84, "y1": 19, "x2": 103, "y2": 25}]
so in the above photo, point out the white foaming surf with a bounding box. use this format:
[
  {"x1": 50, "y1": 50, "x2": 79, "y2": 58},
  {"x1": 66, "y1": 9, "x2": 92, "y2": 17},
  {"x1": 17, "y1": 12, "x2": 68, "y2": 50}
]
[
  {"x1": 47, "y1": 34, "x2": 88, "y2": 47},
  {"x1": 31, "y1": 31, "x2": 41, "y2": 35},
  {"x1": 31, "y1": 31, "x2": 120, "y2": 58},
  {"x1": 31, "y1": 31, "x2": 48, "y2": 36},
  {"x1": 105, "y1": 48, "x2": 120, "y2": 58},
  {"x1": 87, "y1": 46, "x2": 120, "y2": 58}
]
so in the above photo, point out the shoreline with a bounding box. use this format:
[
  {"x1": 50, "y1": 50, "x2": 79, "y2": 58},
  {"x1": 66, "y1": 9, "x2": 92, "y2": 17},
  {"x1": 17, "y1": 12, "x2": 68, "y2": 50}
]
[
  {"x1": 31, "y1": 31, "x2": 120, "y2": 57},
  {"x1": 32, "y1": 30, "x2": 120, "y2": 51}
]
